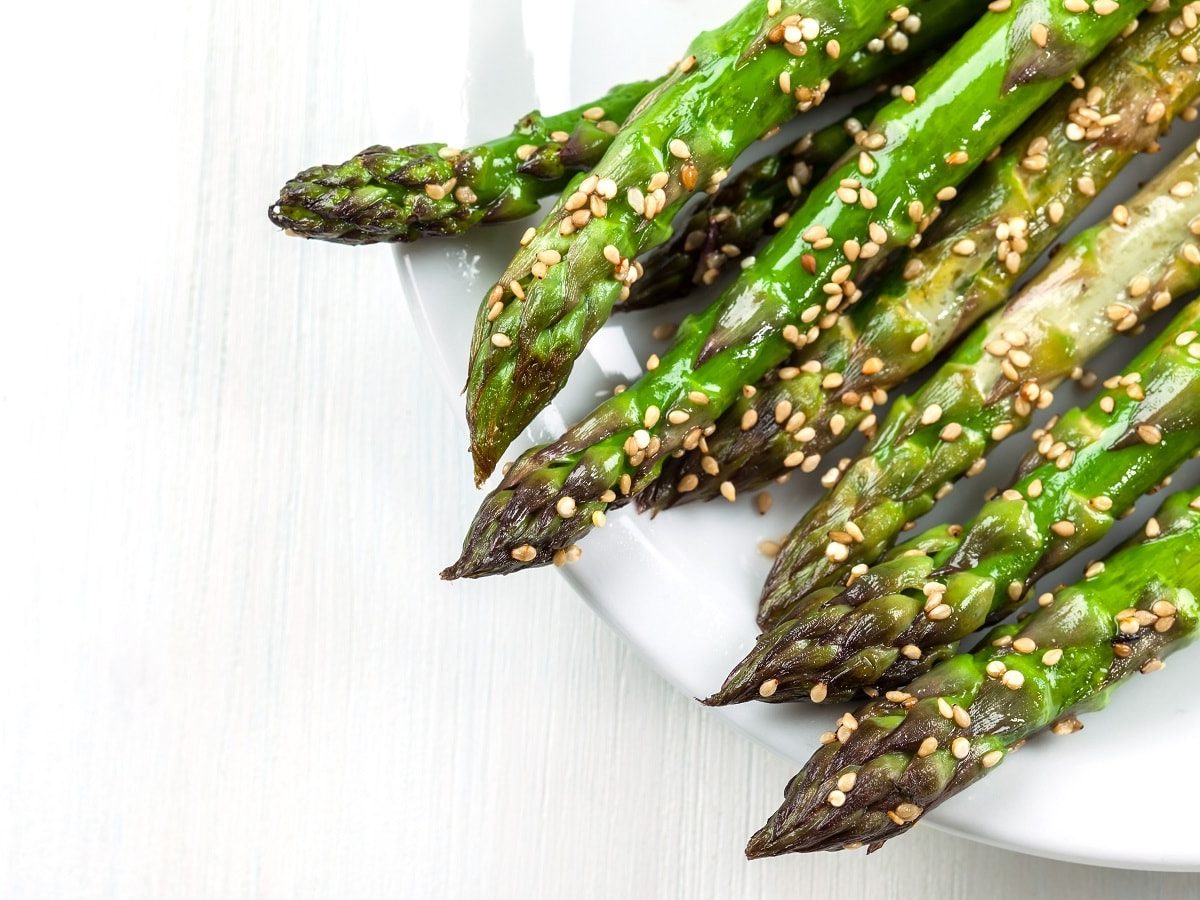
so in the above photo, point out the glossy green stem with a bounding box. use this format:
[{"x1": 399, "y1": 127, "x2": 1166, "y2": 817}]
[
  {"x1": 709, "y1": 297, "x2": 1200, "y2": 707},
  {"x1": 444, "y1": 0, "x2": 1147, "y2": 579},
  {"x1": 625, "y1": 89, "x2": 894, "y2": 311},
  {"x1": 644, "y1": 2, "x2": 1200, "y2": 513},
  {"x1": 748, "y1": 485, "x2": 1200, "y2": 857}
]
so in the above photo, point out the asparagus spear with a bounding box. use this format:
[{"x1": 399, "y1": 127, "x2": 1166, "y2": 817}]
[
  {"x1": 624, "y1": 89, "x2": 894, "y2": 312},
  {"x1": 753, "y1": 131, "x2": 1200, "y2": 630},
  {"x1": 444, "y1": 0, "x2": 1149, "y2": 579},
  {"x1": 708, "y1": 296, "x2": 1200, "y2": 706},
  {"x1": 643, "y1": 0, "x2": 1200, "y2": 512},
  {"x1": 267, "y1": 0, "x2": 968, "y2": 247},
  {"x1": 267, "y1": 82, "x2": 657, "y2": 245},
  {"x1": 746, "y1": 485, "x2": 1200, "y2": 857},
  {"x1": 465, "y1": 0, "x2": 966, "y2": 482}
]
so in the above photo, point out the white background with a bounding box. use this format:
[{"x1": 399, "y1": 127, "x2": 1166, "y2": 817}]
[{"x1": 4, "y1": 0, "x2": 1200, "y2": 897}]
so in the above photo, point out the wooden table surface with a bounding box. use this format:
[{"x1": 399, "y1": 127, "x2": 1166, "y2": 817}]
[{"x1": 5, "y1": 0, "x2": 1200, "y2": 896}]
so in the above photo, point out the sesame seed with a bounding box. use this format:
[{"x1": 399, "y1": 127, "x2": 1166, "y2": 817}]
[
  {"x1": 951, "y1": 737, "x2": 970, "y2": 759},
  {"x1": 1013, "y1": 637, "x2": 1037, "y2": 654},
  {"x1": 1137, "y1": 423, "x2": 1163, "y2": 445},
  {"x1": 911, "y1": 333, "x2": 930, "y2": 353},
  {"x1": 940, "y1": 422, "x2": 963, "y2": 442},
  {"x1": 511, "y1": 544, "x2": 537, "y2": 562},
  {"x1": 981, "y1": 750, "x2": 1004, "y2": 769},
  {"x1": 895, "y1": 803, "x2": 922, "y2": 823},
  {"x1": 669, "y1": 138, "x2": 691, "y2": 159},
  {"x1": 1002, "y1": 669, "x2": 1026, "y2": 690},
  {"x1": 491, "y1": 333, "x2": 512, "y2": 348},
  {"x1": 720, "y1": 481, "x2": 737, "y2": 503},
  {"x1": 810, "y1": 682, "x2": 829, "y2": 703},
  {"x1": 1093, "y1": 0, "x2": 1119, "y2": 13}
]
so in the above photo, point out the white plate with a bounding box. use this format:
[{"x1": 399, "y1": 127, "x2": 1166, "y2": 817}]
[{"x1": 395, "y1": 0, "x2": 1200, "y2": 871}]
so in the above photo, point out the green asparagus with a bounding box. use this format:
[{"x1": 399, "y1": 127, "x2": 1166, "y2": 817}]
[
  {"x1": 267, "y1": 82, "x2": 657, "y2": 245},
  {"x1": 643, "y1": 1, "x2": 1200, "y2": 512},
  {"x1": 267, "y1": 0, "x2": 973, "y2": 248},
  {"x1": 624, "y1": 88, "x2": 895, "y2": 312},
  {"x1": 464, "y1": 0, "x2": 965, "y2": 482},
  {"x1": 444, "y1": 0, "x2": 1148, "y2": 579},
  {"x1": 707, "y1": 297, "x2": 1200, "y2": 706},
  {"x1": 753, "y1": 133, "x2": 1200, "y2": 630},
  {"x1": 746, "y1": 485, "x2": 1200, "y2": 857}
]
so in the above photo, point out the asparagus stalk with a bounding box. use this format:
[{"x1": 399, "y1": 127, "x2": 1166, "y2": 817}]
[
  {"x1": 267, "y1": 82, "x2": 657, "y2": 245},
  {"x1": 267, "y1": 0, "x2": 969, "y2": 247},
  {"x1": 444, "y1": 0, "x2": 1148, "y2": 579},
  {"x1": 754, "y1": 132, "x2": 1200, "y2": 630},
  {"x1": 643, "y1": 0, "x2": 1200, "y2": 512},
  {"x1": 747, "y1": 485, "x2": 1200, "y2": 857},
  {"x1": 708, "y1": 296, "x2": 1200, "y2": 707},
  {"x1": 464, "y1": 0, "x2": 968, "y2": 482},
  {"x1": 624, "y1": 89, "x2": 894, "y2": 312}
]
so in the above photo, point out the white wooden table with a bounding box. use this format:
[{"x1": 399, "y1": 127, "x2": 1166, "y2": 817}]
[{"x1": 5, "y1": 1, "x2": 1200, "y2": 896}]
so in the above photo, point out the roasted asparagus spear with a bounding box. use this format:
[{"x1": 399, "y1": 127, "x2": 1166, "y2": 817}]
[{"x1": 268, "y1": 0, "x2": 971, "y2": 247}]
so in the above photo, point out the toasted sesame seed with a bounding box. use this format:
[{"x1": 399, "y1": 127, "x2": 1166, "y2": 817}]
[
  {"x1": 1137, "y1": 423, "x2": 1163, "y2": 445},
  {"x1": 511, "y1": 544, "x2": 537, "y2": 562},
  {"x1": 1002, "y1": 669, "x2": 1026, "y2": 690}
]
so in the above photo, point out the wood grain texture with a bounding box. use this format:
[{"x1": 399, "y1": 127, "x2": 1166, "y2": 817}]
[{"x1": 2, "y1": 0, "x2": 1200, "y2": 896}]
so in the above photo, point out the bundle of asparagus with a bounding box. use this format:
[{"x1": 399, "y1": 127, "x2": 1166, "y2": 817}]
[
  {"x1": 274, "y1": 0, "x2": 1200, "y2": 863},
  {"x1": 445, "y1": 0, "x2": 1149, "y2": 578},
  {"x1": 749, "y1": 484, "x2": 1200, "y2": 856},
  {"x1": 711, "y1": 294, "x2": 1200, "y2": 705},
  {"x1": 643, "y1": 1, "x2": 1200, "y2": 510}
]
